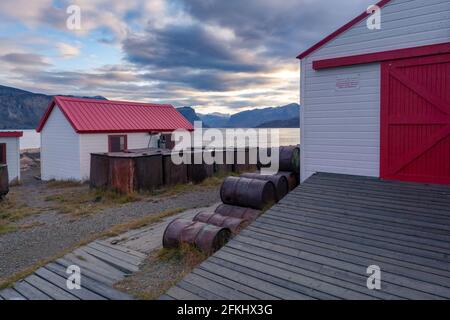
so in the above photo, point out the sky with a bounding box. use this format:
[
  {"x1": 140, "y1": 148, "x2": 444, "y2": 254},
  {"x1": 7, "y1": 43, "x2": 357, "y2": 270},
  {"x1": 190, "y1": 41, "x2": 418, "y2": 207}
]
[{"x1": 0, "y1": 0, "x2": 376, "y2": 114}]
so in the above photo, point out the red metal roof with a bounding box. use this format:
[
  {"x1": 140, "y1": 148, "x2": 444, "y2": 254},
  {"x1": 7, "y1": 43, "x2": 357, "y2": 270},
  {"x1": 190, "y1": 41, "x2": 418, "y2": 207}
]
[
  {"x1": 36, "y1": 96, "x2": 194, "y2": 133},
  {"x1": 297, "y1": 0, "x2": 392, "y2": 59},
  {"x1": 0, "y1": 131, "x2": 23, "y2": 137}
]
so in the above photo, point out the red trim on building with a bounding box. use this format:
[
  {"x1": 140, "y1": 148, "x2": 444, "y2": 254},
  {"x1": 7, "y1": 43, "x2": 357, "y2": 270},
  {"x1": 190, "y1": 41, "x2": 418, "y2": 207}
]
[
  {"x1": 313, "y1": 42, "x2": 450, "y2": 70},
  {"x1": 36, "y1": 96, "x2": 194, "y2": 133},
  {"x1": 0, "y1": 131, "x2": 23, "y2": 138},
  {"x1": 296, "y1": 0, "x2": 392, "y2": 59}
]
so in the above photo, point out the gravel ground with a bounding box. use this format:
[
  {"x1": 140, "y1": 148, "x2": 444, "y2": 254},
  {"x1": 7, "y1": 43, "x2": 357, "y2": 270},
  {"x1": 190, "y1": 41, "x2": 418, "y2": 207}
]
[{"x1": 0, "y1": 163, "x2": 221, "y2": 279}]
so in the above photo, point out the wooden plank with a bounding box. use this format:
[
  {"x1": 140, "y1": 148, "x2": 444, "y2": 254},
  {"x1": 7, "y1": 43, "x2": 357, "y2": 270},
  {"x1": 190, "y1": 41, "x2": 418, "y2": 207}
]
[
  {"x1": 213, "y1": 250, "x2": 374, "y2": 300},
  {"x1": 82, "y1": 246, "x2": 139, "y2": 273},
  {"x1": 94, "y1": 240, "x2": 147, "y2": 260},
  {"x1": 45, "y1": 263, "x2": 133, "y2": 300},
  {"x1": 0, "y1": 288, "x2": 26, "y2": 300},
  {"x1": 159, "y1": 294, "x2": 175, "y2": 300},
  {"x1": 257, "y1": 215, "x2": 450, "y2": 261},
  {"x1": 71, "y1": 248, "x2": 131, "y2": 277},
  {"x1": 165, "y1": 286, "x2": 203, "y2": 300},
  {"x1": 252, "y1": 219, "x2": 450, "y2": 271},
  {"x1": 192, "y1": 269, "x2": 275, "y2": 300},
  {"x1": 64, "y1": 251, "x2": 124, "y2": 281},
  {"x1": 272, "y1": 204, "x2": 450, "y2": 247},
  {"x1": 182, "y1": 272, "x2": 255, "y2": 300},
  {"x1": 55, "y1": 257, "x2": 119, "y2": 285},
  {"x1": 221, "y1": 244, "x2": 403, "y2": 300},
  {"x1": 34, "y1": 267, "x2": 106, "y2": 300},
  {"x1": 14, "y1": 281, "x2": 52, "y2": 300},
  {"x1": 241, "y1": 229, "x2": 450, "y2": 298},
  {"x1": 87, "y1": 242, "x2": 143, "y2": 266},
  {"x1": 202, "y1": 259, "x2": 318, "y2": 300},
  {"x1": 177, "y1": 280, "x2": 227, "y2": 300},
  {"x1": 24, "y1": 275, "x2": 78, "y2": 300}
]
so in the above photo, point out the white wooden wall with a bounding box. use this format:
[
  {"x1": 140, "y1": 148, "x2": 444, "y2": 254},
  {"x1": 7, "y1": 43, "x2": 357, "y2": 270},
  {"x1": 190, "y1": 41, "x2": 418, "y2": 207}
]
[
  {"x1": 300, "y1": 0, "x2": 450, "y2": 182},
  {"x1": 40, "y1": 106, "x2": 81, "y2": 181},
  {"x1": 0, "y1": 137, "x2": 20, "y2": 183},
  {"x1": 79, "y1": 132, "x2": 159, "y2": 180}
]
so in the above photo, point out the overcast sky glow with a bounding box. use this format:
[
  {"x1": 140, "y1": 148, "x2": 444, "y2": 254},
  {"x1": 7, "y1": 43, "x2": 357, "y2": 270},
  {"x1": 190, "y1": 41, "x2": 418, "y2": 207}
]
[{"x1": 0, "y1": 0, "x2": 376, "y2": 114}]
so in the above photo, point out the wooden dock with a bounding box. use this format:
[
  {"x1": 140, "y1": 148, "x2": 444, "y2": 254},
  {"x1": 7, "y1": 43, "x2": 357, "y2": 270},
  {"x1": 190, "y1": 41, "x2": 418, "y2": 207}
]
[{"x1": 163, "y1": 173, "x2": 450, "y2": 300}]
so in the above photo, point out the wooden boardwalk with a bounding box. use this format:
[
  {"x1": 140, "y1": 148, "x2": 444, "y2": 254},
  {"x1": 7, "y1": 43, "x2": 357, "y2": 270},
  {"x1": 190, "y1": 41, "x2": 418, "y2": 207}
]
[{"x1": 163, "y1": 173, "x2": 450, "y2": 300}]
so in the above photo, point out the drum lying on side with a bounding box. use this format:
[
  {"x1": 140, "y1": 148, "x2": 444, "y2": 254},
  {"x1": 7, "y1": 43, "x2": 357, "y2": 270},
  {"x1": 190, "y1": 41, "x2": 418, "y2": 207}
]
[
  {"x1": 214, "y1": 204, "x2": 262, "y2": 222},
  {"x1": 193, "y1": 211, "x2": 249, "y2": 234},
  {"x1": 240, "y1": 172, "x2": 289, "y2": 201},
  {"x1": 220, "y1": 177, "x2": 276, "y2": 210}
]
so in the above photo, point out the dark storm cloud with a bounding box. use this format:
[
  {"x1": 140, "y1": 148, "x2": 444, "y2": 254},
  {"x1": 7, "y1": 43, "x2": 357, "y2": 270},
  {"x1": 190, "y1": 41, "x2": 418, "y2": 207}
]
[{"x1": 124, "y1": 23, "x2": 264, "y2": 72}]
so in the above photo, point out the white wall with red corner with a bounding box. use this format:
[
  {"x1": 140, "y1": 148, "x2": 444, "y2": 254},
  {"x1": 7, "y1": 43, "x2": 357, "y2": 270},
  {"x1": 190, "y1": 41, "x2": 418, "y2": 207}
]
[
  {"x1": 0, "y1": 131, "x2": 22, "y2": 183},
  {"x1": 298, "y1": 0, "x2": 450, "y2": 185}
]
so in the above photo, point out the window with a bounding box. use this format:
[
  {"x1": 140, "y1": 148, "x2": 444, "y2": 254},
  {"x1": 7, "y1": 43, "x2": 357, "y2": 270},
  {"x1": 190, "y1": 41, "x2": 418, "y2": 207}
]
[
  {"x1": 108, "y1": 135, "x2": 127, "y2": 152},
  {"x1": 0, "y1": 143, "x2": 6, "y2": 165}
]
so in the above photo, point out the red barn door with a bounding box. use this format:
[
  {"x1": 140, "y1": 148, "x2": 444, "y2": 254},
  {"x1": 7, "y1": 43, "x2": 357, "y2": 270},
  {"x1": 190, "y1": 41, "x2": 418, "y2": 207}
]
[{"x1": 380, "y1": 54, "x2": 450, "y2": 185}]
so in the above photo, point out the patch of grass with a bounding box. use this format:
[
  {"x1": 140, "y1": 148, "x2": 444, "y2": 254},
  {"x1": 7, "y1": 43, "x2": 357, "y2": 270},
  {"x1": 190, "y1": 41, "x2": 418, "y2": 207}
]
[
  {"x1": 115, "y1": 244, "x2": 209, "y2": 300},
  {"x1": 45, "y1": 188, "x2": 141, "y2": 217},
  {"x1": 101, "y1": 207, "x2": 186, "y2": 238},
  {"x1": 45, "y1": 179, "x2": 85, "y2": 189},
  {"x1": 0, "y1": 196, "x2": 43, "y2": 235}
]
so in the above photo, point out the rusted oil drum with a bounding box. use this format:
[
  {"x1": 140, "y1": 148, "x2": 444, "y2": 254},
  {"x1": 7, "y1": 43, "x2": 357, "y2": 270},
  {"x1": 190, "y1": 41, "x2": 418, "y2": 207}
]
[
  {"x1": 215, "y1": 204, "x2": 262, "y2": 222},
  {"x1": 220, "y1": 177, "x2": 276, "y2": 210},
  {"x1": 193, "y1": 211, "x2": 248, "y2": 234},
  {"x1": 277, "y1": 171, "x2": 299, "y2": 191},
  {"x1": 163, "y1": 219, "x2": 231, "y2": 254},
  {"x1": 240, "y1": 172, "x2": 288, "y2": 201},
  {"x1": 279, "y1": 146, "x2": 300, "y2": 173},
  {"x1": 0, "y1": 164, "x2": 9, "y2": 198}
]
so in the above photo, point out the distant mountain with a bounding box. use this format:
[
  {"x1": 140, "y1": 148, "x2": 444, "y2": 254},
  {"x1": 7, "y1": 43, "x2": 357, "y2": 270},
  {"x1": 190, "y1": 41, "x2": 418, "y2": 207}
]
[
  {"x1": 0, "y1": 85, "x2": 106, "y2": 129},
  {"x1": 257, "y1": 117, "x2": 300, "y2": 128},
  {"x1": 179, "y1": 103, "x2": 299, "y2": 128},
  {"x1": 176, "y1": 106, "x2": 209, "y2": 127},
  {"x1": 198, "y1": 113, "x2": 230, "y2": 128},
  {"x1": 226, "y1": 103, "x2": 299, "y2": 128}
]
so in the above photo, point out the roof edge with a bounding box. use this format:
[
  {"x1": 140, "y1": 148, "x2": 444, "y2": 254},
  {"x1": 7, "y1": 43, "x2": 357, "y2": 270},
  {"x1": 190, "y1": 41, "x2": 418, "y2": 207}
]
[
  {"x1": 296, "y1": 0, "x2": 392, "y2": 60},
  {"x1": 0, "y1": 131, "x2": 23, "y2": 138}
]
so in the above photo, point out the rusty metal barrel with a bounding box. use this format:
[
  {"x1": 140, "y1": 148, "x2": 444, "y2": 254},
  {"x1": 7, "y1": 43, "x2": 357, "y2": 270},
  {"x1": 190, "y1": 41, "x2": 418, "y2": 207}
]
[
  {"x1": 163, "y1": 219, "x2": 231, "y2": 254},
  {"x1": 277, "y1": 171, "x2": 299, "y2": 191},
  {"x1": 193, "y1": 211, "x2": 248, "y2": 234},
  {"x1": 215, "y1": 204, "x2": 262, "y2": 222},
  {"x1": 220, "y1": 177, "x2": 276, "y2": 210},
  {"x1": 0, "y1": 164, "x2": 9, "y2": 198},
  {"x1": 240, "y1": 172, "x2": 288, "y2": 201},
  {"x1": 279, "y1": 146, "x2": 300, "y2": 173}
]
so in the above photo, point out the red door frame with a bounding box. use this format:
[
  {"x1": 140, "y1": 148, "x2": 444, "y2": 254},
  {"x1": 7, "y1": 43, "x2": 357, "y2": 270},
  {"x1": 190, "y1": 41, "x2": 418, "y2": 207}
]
[{"x1": 380, "y1": 54, "x2": 450, "y2": 185}]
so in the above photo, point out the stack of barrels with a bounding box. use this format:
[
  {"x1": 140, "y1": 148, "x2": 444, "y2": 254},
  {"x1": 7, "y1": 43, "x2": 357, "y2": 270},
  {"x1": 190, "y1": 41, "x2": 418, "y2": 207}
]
[
  {"x1": 163, "y1": 145, "x2": 300, "y2": 254},
  {"x1": 0, "y1": 165, "x2": 9, "y2": 199}
]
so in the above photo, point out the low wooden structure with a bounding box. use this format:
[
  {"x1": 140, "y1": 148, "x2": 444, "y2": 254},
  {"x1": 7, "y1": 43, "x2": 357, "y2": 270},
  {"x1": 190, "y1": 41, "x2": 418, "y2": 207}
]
[
  {"x1": 0, "y1": 164, "x2": 9, "y2": 198},
  {"x1": 163, "y1": 173, "x2": 450, "y2": 300},
  {"x1": 90, "y1": 150, "x2": 163, "y2": 194}
]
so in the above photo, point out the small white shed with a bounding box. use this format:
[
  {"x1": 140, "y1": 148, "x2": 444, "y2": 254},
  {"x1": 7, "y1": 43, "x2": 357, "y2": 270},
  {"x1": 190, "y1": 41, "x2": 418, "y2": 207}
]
[
  {"x1": 298, "y1": 0, "x2": 450, "y2": 185},
  {"x1": 0, "y1": 131, "x2": 22, "y2": 183},
  {"x1": 36, "y1": 96, "x2": 193, "y2": 181}
]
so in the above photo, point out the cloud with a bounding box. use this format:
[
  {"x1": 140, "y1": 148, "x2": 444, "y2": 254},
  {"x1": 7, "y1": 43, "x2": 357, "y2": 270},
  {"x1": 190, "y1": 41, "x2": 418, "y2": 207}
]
[
  {"x1": 0, "y1": 53, "x2": 51, "y2": 67},
  {"x1": 57, "y1": 43, "x2": 81, "y2": 58}
]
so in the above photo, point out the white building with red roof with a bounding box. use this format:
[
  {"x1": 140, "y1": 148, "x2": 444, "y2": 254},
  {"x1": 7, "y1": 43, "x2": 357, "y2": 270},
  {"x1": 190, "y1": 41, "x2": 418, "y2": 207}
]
[
  {"x1": 0, "y1": 131, "x2": 23, "y2": 183},
  {"x1": 36, "y1": 96, "x2": 193, "y2": 181}
]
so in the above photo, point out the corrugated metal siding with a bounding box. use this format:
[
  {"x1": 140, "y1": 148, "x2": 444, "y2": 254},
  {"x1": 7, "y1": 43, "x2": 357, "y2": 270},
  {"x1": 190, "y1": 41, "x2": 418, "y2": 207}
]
[
  {"x1": 41, "y1": 106, "x2": 81, "y2": 181},
  {"x1": 0, "y1": 137, "x2": 20, "y2": 182},
  {"x1": 300, "y1": 0, "x2": 450, "y2": 182},
  {"x1": 79, "y1": 132, "x2": 159, "y2": 180}
]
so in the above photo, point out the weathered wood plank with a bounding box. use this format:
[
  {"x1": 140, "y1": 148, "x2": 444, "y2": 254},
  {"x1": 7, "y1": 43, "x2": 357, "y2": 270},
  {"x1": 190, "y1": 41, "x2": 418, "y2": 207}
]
[
  {"x1": 45, "y1": 263, "x2": 133, "y2": 300},
  {"x1": 87, "y1": 242, "x2": 143, "y2": 266},
  {"x1": 24, "y1": 275, "x2": 78, "y2": 300},
  {"x1": 14, "y1": 281, "x2": 52, "y2": 300},
  {"x1": 82, "y1": 246, "x2": 139, "y2": 273},
  {"x1": 55, "y1": 257, "x2": 119, "y2": 285},
  {"x1": 165, "y1": 286, "x2": 203, "y2": 300},
  {"x1": 0, "y1": 288, "x2": 26, "y2": 300},
  {"x1": 34, "y1": 267, "x2": 106, "y2": 300},
  {"x1": 177, "y1": 280, "x2": 227, "y2": 300},
  {"x1": 94, "y1": 240, "x2": 147, "y2": 260}
]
